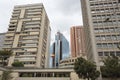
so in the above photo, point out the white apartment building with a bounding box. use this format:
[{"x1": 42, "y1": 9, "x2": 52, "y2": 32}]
[{"x1": 3, "y1": 3, "x2": 51, "y2": 68}]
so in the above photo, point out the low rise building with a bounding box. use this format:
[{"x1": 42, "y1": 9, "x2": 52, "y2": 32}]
[
  {"x1": 59, "y1": 56, "x2": 86, "y2": 68},
  {"x1": 59, "y1": 57, "x2": 77, "y2": 68},
  {"x1": 0, "y1": 67, "x2": 80, "y2": 80}
]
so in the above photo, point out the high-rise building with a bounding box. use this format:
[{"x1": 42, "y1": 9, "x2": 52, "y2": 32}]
[
  {"x1": 81, "y1": 0, "x2": 120, "y2": 65},
  {"x1": 51, "y1": 32, "x2": 69, "y2": 68},
  {"x1": 3, "y1": 3, "x2": 51, "y2": 68},
  {"x1": 0, "y1": 33, "x2": 5, "y2": 50},
  {"x1": 70, "y1": 26, "x2": 86, "y2": 57}
]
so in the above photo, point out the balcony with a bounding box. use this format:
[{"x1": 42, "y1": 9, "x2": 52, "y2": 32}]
[
  {"x1": 15, "y1": 57, "x2": 36, "y2": 62},
  {"x1": 26, "y1": 12, "x2": 42, "y2": 15},
  {"x1": 21, "y1": 45, "x2": 38, "y2": 48},
  {"x1": 26, "y1": 48, "x2": 37, "y2": 52},
  {"x1": 20, "y1": 41, "x2": 38, "y2": 44},
  {"x1": 24, "y1": 25, "x2": 40, "y2": 28},
  {"x1": 8, "y1": 26, "x2": 16, "y2": 30},
  {"x1": 12, "y1": 11, "x2": 20, "y2": 14},
  {"x1": 8, "y1": 28, "x2": 16, "y2": 31},
  {"x1": 10, "y1": 19, "x2": 18, "y2": 22},
  {"x1": 19, "y1": 54, "x2": 36, "y2": 57},
  {"x1": 27, "y1": 9, "x2": 42, "y2": 12},
  {"x1": 22, "y1": 36, "x2": 39, "y2": 40},
  {"x1": 26, "y1": 15, "x2": 41, "y2": 18},
  {"x1": 3, "y1": 45, "x2": 12, "y2": 48},
  {"x1": 12, "y1": 13, "x2": 19, "y2": 16},
  {"x1": 5, "y1": 37, "x2": 14, "y2": 41},
  {"x1": 4, "y1": 41, "x2": 13, "y2": 45},
  {"x1": 24, "y1": 30, "x2": 40, "y2": 32},
  {"x1": 5, "y1": 33, "x2": 14, "y2": 36}
]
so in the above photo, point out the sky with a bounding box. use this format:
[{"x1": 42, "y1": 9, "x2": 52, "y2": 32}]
[{"x1": 0, "y1": 0, "x2": 83, "y2": 43}]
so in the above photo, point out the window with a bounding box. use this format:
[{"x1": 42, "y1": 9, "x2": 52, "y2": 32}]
[
  {"x1": 110, "y1": 52, "x2": 115, "y2": 56},
  {"x1": 98, "y1": 52, "x2": 103, "y2": 56},
  {"x1": 111, "y1": 35, "x2": 117, "y2": 40},
  {"x1": 94, "y1": 28, "x2": 99, "y2": 33},
  {"x1": 104, "y1": 28, "x2": 109, "y2": 32},
  {"x1": 104, "y1": 52, "x2": 109, "y2": 56},
  {"x1": 101, "y1": 35, "x2": 106, "y2": 40},
  {"x1": 97, "y1": 43, "x2": 102, "y2": 48},
  {"x1": 99, "y1": 28, "x2": 104, "y2": 32},
  {"x1": 113, "y1": 43, "x2": 118, "y2": 48},
  {"x1": 109, "y1": 28, "x2": 114, "y2": 32},
  {"x1": 108, "y1": 43, "x2": 113, "y2": 48},
  {"x1": 96, "y1": 36, "x2": 101, "y2": 40},
  {"x1": 117, "y1": 35, "x2": 120, "y2": 40},
  {"x1": 106, "y1": 35, "x2": 111, "y2": 40},
  {"x1": 102, "y1": 43, "x2": 107, "y2": 48},
  {"x1": 116, "y1": 51, "x2": 120, "y2": 56}
]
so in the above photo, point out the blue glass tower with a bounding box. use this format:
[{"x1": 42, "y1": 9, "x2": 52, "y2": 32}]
[{"x1": 50, "y1": 32, "x2": 69, "y2": 68}]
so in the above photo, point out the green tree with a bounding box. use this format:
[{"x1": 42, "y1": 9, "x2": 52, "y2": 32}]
[
  {"x1": 12, "y1": 61, "x2": 24, "y2": 67},
  {"x1": 101, "y1": 55, "x2": 120, "y2": 80},
  {"x1": 74, "y1": 57, "x2": 100, "y2": 80},
  {"x1": 1, "y1": 71, "x2": 12, "y2": 80},
  {"x1": 0, "y1": 50, "x2": 12, "y2": 66}
]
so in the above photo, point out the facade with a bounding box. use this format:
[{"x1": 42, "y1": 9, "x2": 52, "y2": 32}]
[
  {"x1": 59, "y1": 57, "x2": 77, "y2": 68},
  {"x1": 0, "y1": 33, "x2": 6, "y2": 65},
  {"x1": 0, "y1": 67, "x2": 119, "y2": 80},
  {"x1": 81, "y1": 0, "x2": 120, "y2": 66},
  {"x1": 59, "y1": 56, "x2": 87, "y2": 68},
  {"x1": 0, "y1": 67, "x2": 80, "y2": 80},
  {"x1": 3, "y1": 3, "x2": 51, "y2": 68},
  {"x1": 51, "y1": 32, "x2": 69, "y2": 68},
  {"x1": 0, "y1": 33, "x2": 5, "y2": 50},
  {"x1": 70, "y1": 26, "x2": 86, "y2": 57}
]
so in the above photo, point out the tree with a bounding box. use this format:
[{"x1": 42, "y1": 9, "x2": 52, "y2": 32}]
[
  {"x1": 0, "y1": 50, "x2": 12, "y2": 66},
  {"x1": 1, "y1": 71, "x2": 12, "y2": 80},
  {"x1": 101, "y1": 55, "x2": 120, "y2": 80},
  {"x1": 74, "y1": 57, "x2": 100, "y2": 80},
  {"x1": 12, "y1": 61, "x2": 24, "y2": 67}
]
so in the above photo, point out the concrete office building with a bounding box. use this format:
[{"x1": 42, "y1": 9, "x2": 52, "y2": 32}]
[
  {"x1": 70, "y1": 26, "x2": 86, "y2": 57},
  {"x1": 81, "y1": 0, "x2": 120, "y2": 66},
  {"x1": 3, "y1": 3, "x2": 51, "y2": 68},
  {"x1": 0, "y1": 33, "x2": 5, "y2": 50},
  {"x1": 51, "y1": 32, "x2": 69, "y2": 68}
]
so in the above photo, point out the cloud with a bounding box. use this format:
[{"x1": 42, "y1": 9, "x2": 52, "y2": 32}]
[
  {"x1": 55, "y1": 0, "x2": 81, "y2": 15},
  {"x1": 0, "y1": 0, "x2": 83, "y2": 43}
]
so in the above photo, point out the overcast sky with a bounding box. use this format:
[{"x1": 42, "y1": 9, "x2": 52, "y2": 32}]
[{"x1": 0, "y1": 0, "x2": 83, "y2": 43}]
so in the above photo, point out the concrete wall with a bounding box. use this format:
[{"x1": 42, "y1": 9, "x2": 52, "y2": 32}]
[
  {"x1": 0, "y1": 68, "x2": 88, "y2": 80},
  {"x1": 16, "y1": 77, "x2": 70, "y2": 80},
  {"x1": 0, "y1": 70, "x2": 3, "y2": 80},
  {"x1": 102, "y1": 78, "x2": 120, "y2": 80}
]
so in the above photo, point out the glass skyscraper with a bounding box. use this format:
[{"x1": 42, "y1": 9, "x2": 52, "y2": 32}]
[{"x1": 50, "y1": 32, "x2": 69, "y2": 68}]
